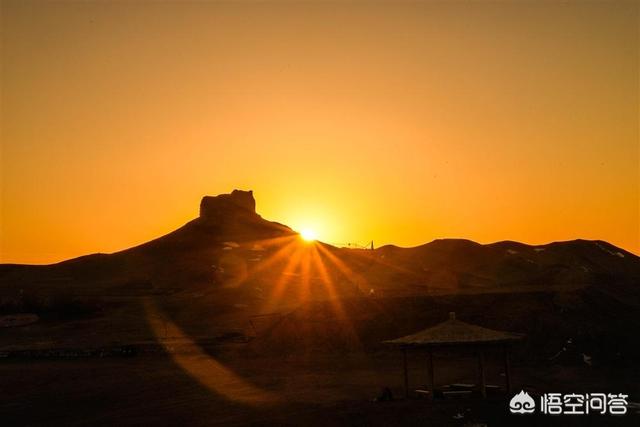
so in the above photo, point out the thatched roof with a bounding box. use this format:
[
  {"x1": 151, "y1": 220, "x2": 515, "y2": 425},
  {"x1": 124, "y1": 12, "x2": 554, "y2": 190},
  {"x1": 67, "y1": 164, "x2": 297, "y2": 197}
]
[{"x1": 384, "y1": 312, "x2": 523, "y2": 347}]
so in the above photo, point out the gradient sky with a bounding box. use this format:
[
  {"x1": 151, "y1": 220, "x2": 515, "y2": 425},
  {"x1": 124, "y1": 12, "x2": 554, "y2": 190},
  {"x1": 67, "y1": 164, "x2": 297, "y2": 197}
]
[{"x1": 1, "y1": 0, "x2": 638, "y2": 264}]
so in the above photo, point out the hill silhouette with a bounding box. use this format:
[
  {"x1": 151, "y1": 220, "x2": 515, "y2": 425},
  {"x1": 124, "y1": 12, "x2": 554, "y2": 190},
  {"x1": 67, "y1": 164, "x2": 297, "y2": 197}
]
[
  {"x1": 0, "y1": 190, "x2": 639, "y2": 362},
  {"x1": 1, "y1": 190, "x2": 637, "y2": 296}
]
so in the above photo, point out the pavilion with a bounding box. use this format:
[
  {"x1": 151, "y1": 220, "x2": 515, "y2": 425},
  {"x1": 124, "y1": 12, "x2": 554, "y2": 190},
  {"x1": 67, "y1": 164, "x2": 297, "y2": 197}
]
[{"x1": 384, "y1": 312, "x2": 523, "y2": 399}]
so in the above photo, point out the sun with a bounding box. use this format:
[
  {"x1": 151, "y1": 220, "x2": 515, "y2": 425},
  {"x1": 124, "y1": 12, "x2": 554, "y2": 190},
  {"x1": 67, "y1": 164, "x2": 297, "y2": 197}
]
[{"x1": 300, "y1": 228, "x2": 318, "y2": 242}]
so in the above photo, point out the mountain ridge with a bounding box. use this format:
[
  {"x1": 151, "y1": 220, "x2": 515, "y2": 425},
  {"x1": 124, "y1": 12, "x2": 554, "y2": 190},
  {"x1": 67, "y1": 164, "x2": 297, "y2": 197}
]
[{"x1": 2, "y1": 190, "x2": 637, "y2": 267}]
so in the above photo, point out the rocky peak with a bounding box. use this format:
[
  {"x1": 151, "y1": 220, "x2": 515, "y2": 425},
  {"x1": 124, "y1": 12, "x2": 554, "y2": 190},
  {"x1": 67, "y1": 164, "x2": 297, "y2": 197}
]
[{"x1": 199, "y1": 190, "x2": 256, "y2": 222}]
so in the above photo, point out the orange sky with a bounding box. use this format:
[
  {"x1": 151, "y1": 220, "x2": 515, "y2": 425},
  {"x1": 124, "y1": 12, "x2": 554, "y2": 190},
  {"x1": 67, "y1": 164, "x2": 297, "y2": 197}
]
[{"x1": 1, "y1": 1, "x2": 638, "y2": 264}]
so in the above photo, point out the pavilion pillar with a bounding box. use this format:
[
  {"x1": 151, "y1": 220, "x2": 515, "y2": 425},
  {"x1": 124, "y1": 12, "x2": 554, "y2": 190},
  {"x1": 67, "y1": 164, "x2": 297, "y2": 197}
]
[
  {"x1": 503, "y1": 344, "x2": 511, "y2": 393},
  {"x1": 402, "y1": 348, "x2": 409, "y2": 398},
  {"x1": 426, "y1": 348, "x2": 434, "y2": 401},
  {"x1": 477, "y1": 349, "x2": 487, "y2": 398}
]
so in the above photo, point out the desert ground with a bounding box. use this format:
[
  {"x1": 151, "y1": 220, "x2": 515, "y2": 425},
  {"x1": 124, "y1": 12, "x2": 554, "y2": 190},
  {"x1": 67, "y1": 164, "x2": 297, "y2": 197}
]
[{"x1": 2, "y1": 343, "x2": 639, "y2": 426}]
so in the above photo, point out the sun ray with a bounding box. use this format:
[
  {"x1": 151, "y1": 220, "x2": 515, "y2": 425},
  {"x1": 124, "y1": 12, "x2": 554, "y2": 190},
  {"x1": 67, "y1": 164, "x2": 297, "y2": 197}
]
[
  {"x1": 319, "y1": 246, "x2": 399, "y2": 320},
  {"x1": 310, "y1": 245, "x2": 335, "y2": 299},
  {"x1": 245, "y1": 238, "x2": 299, "y2": 279},
  {"x1": 298, "y1": 246, "x2": 312, "y2": 302},
  {"x1": 261, "y1": 246, "x2": 304, "y2": 312},
  {"x1": 316, "y1": 244, "x2": 368, "y2": 295},
  {"x1": 309, "y1": 245, "x2": 366, "y2": 350}
]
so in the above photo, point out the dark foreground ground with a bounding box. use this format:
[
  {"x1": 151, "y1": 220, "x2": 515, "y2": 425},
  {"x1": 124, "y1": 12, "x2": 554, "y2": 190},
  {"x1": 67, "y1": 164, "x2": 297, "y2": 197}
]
[
  {"x1": 2, "y1": 349, "x2": 639, "y2": 427},
  {"x1": 2, "y1": 290, "x2": 639, "y2": 426}
]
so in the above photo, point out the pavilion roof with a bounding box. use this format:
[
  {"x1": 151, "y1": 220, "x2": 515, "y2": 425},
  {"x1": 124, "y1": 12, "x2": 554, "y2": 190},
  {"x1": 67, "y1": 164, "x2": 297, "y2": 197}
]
[{"x1": 384, "y1": 312, "x2": 523, "y2": 347}]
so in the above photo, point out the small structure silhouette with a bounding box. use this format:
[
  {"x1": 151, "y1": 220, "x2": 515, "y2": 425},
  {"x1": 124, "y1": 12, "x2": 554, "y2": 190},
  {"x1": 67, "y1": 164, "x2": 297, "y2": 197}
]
[{"x1": 384, "y1": 312, "x2": 523, "y2": 399}]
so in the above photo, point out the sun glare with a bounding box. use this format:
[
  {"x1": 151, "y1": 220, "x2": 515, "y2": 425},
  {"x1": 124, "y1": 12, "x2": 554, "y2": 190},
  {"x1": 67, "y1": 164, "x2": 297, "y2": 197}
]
[{"x1": 300, "y1": 228, "x2": 318, "y2": 242}]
